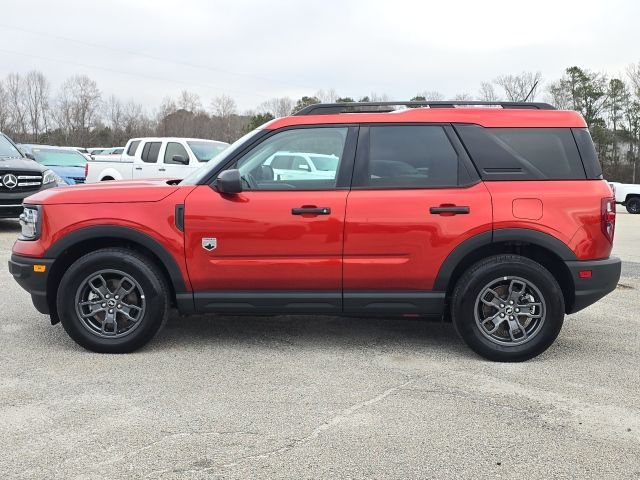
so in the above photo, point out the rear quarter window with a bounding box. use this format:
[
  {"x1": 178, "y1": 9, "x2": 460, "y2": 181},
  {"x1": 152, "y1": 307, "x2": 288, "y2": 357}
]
[{"x1": 455, "y1": 126, "x2": 586, "y2": 180}]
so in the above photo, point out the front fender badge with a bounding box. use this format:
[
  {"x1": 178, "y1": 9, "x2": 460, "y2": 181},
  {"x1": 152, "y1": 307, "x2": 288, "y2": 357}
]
[{"x1": 202, "y1": 238, "x2": 217, "y2": 251}]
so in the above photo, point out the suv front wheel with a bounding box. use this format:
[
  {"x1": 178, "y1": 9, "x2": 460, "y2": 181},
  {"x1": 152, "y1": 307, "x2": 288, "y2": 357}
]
[
  {"x1": 57, "y1": 248, "x2": 170, "y2": 353},
  {"x1": 451, "y1": 254, "x2": 564, "y2": 362}
]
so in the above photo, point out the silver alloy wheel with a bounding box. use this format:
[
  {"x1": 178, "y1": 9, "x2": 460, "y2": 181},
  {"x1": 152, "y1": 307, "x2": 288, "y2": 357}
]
[
  {"x1": 474, "y1": 276, "x2": 546, "y2": 346},
  {"x1": 74, "y1": 269, "x2": 146, "y2": 339}
]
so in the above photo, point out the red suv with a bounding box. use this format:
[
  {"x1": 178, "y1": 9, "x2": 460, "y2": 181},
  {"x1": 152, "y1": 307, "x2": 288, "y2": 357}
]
[{"x1": 9, "y1": 101, "x2": 621, "y2": 361}]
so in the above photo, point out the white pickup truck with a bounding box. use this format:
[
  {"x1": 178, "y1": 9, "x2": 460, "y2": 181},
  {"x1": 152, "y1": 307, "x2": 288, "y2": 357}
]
[
  {"x1": 85, "y1": 137, "x2": 228, "y2": 183},
  {"x1": 609, "y1": 182, "x2": 640, "y2": 213}
]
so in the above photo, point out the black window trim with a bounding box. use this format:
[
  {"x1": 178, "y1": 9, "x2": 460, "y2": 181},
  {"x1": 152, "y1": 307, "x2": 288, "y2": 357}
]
[
  {"x1": 206, "y1": 124, "x2": 360, "y2": 192},
  {"x1": 126, "y1": 140, "x2": 141, "y2": 157},
  {"x1": 164, "y1": 141, "x2": 190, "y2": 165},
  {"x1": 141, "y1": 141, "x2": 161, "y2": 164},
  {"x1": 350, "y1": 122, "x2": 479, "y2": 191}
]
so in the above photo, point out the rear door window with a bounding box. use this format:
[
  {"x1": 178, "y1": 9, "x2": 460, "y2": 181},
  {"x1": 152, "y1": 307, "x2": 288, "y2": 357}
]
[
  {"x1": 358, "y1": 125, "x2": 459, "y2": 188},
  {"x1": 140, "y1": 142, "x2": 161, "y2": 163},
  {"x1": 455, "y1": 126, "x2": 586, "y2": 180}
]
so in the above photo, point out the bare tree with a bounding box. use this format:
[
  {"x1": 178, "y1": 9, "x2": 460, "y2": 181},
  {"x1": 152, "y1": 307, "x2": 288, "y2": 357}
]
[
  {"x1": 54, "y1": 74, "x2": 101, "y2": 145},
  {"x1": 414, "y1": 90, "x2": 445, "y2": 101},
  {"x1": 211, "y1": 95, "x2": 238, "y2": 142},
  {"x1": 0, "y1": 81, "x2": 10, "y2": 132},
  {"x1": 258, "y1": 97, "x2": 295, "y2": 117},
  {"x1": 177, "y1": 90, "x2": 201, "y2": 112},
  {"x1": 494, "y1": 71, "x2": 542, "y2": 101},
  {"x1": 478, "y1": 82, "x2": 499, "y2": 102},
  {"x1": 545, "y1": 79, "x2": 572, "y2": 109},
  {"x1": 23, "y1": 71, "x2": 50, "y2": 141},
  {"x1": 451, "y1": 92, "x2": 474, "y2": 101},
  {"x1": 5, "y1": 73, "x2": 27, "y2": 137},
  {"x1": 315, "y1": 88, "x2": 339, "y2": 103},
  {"x1": 104, "y1": 95, "x2": 124, "y2": 133}
]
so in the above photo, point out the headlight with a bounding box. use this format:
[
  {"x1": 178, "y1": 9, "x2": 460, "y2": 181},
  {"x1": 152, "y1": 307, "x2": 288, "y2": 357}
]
[
  {"x1": 19, "y1": 205, "x2": 41, "y2": 240},
  {"x1": 42, "y1": 169, "x2": 57, "y2": 185}
]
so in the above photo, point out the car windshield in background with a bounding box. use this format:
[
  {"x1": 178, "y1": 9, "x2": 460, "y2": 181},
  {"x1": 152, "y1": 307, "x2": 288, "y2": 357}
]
[
  {"x1": 33, "y1": 148, "x2": 87, "y2": 167},
  {"x1": 309, "y1": 155, "x2": 339, "y2": 171},
  {"x1": 0, "y1": 135, "x2": 23, "y2": 159},
  {"x1": 187, "y1": 141, "x2": 228, "y2": 162}
]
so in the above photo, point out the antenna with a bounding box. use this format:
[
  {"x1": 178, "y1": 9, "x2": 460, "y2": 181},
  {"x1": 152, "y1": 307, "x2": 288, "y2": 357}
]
[{"x1": 523, "y1": 80, "x2": 540, "y2": 103}]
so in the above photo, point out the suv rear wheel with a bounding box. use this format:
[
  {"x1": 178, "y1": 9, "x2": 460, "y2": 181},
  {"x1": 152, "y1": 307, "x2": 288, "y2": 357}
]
[
  {"x1": 451, "y1": 254, "x2": 564, "y2": 362},
  {"x1": 56, "y1": 248, "x2": 169, "y2": 353}
]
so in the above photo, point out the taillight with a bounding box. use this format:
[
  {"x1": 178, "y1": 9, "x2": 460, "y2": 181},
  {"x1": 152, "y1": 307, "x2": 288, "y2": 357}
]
[
  {"x1": 601, "y1": 197, "x2": 616, "y2": 242},
  {"x1": 84, "y1": 162, "x2": 89, "y2": 178}
]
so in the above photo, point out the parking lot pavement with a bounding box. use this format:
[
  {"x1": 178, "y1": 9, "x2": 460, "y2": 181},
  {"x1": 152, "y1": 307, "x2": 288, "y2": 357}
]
[{"x1": 1, "y1": 216, "x2": 639, "y2": 480}]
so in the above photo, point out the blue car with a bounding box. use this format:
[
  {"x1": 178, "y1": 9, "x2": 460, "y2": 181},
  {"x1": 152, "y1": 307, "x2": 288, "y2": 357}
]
[{"x1": 19, "y1": 145, "x2": 87, "y2": 186}]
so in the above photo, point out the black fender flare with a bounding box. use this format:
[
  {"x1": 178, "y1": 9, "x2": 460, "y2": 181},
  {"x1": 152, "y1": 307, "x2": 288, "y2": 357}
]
[
  {"x1": 433, "y1": 228, "x2": 577, "y2": 291},
  {"x1": 45, "y1": 225, "x2": 188, "y2": 293}
]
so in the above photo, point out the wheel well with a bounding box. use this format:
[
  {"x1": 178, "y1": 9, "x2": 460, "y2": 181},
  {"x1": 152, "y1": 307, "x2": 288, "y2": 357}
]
[
  {"x1": 101, "y1": 176, "x2": 115, "y2": 181},
  {"x1": 46, "y1": 237, "x2": 177, "y2": 320},
  {"x1": 445, "y1": 241, "x2": 575, "y2": 314},
  {"x1": 625, "y1": 194, "x2": 640, "y2": 203}
]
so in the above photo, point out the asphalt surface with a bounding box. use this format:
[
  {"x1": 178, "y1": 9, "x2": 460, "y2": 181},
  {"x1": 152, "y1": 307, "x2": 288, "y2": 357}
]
[{"x1": 1, "y1": 214, "x2": 639, "y2": 479}]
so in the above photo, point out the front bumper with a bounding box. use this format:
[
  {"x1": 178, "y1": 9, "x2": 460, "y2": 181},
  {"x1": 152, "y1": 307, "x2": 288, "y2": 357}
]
[
  {"x1": 8, "y1": 254, "x2": 54, "y2": 314},
  {"x1": 565, "y1": 256, "x2": 621, "y2": 313},
  {"x1": 0, "y1": 183, "x2": 55, "y2": 218}
]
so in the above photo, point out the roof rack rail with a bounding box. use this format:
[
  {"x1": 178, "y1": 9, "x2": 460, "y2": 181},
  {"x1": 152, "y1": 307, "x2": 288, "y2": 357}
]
[{"x1": 294, "y1": 101, "x2": 556, "y2": 115}]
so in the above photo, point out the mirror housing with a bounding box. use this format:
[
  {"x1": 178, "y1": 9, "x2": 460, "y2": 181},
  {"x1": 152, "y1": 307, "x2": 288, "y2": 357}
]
[
  {"x1": 172, "y1": 154, "x2": 189, "y2": 165},
  {"x1": 216, "y1": 169, "x2": 243, "y2": 194},
  {"x1": 25, "y1": 152, "x2": 36, "y2": 160}
]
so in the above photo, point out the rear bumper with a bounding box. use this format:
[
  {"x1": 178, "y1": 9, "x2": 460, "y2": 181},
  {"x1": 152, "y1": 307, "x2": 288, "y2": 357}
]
[
  {"x1": 8, "y1": 254, "x2": 54, "y2": 314},
  {"x1": 565, "y1": 257, "x2": 621, "y2": 314}
]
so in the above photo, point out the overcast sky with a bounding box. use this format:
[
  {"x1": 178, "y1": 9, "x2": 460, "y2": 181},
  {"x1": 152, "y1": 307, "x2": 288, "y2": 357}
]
[{"x1": 1, "y1": 0, "x2": 639, "y2": 112}]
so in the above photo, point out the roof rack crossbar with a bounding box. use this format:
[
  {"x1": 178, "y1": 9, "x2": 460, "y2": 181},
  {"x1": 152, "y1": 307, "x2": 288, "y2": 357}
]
[{"x1": 294, "y1": 101, "x2": 556, "y2": 115}]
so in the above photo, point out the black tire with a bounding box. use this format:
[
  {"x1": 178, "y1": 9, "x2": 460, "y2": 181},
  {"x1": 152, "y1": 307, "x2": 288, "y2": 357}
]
[
  {"x1": 626, "y1": 197, "x2": 640, "y2": 214},
  {"x1": 56, "y1": 248, "x2": 169, "y2": 353},
  {"x1": 451, "y1": 254, "x2": 564, "y2": 362}
]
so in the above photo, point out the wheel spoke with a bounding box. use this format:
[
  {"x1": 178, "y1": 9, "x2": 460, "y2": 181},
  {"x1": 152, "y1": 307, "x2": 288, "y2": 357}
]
[
  {"x1": 88, "y1": 274, "x2": 111, "y2": 298},
  {"x1": 101, "y1": 310, "x2": 118, "y2": 336},
  {"x1": 517, "y1": 302, "x2": 543, "y2": 319},
  {"x1": 483, "y1": 313, "x2": 505, "y2": 334},
  {"x1": 507, "y1": 280, "x2": 526, "y2": 302},
  {"x1": 506, "y1": 316, "x2": 527, "y2": 341},
  {"x1": 118, "y1": 302, "x2": 142, "y2": 322},
  {"x1": 114, "y1": 277, "x2": 136, "y2": 299},
  {"x1": 481, "y1": 288, "x2": 504, "y2": 308},
  {"x1": 78, "y1": 300, "x2": 106, "y2": 319}
]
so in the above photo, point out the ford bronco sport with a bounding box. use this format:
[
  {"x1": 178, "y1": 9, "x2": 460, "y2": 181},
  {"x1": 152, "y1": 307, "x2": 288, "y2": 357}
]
[{"x1": 9, "y1": 101, "x2": 621, "y2": 361}]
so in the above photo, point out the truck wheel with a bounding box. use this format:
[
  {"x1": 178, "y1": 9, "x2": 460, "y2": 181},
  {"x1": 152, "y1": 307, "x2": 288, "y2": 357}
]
[
  {"x1": 56, "y1": 248, "x2": 169, "y2": 353},
  {"x1": 451, "y1": 254, "x2": 564, "y2": 362},
  {"x1": 626, "y1": 197, "x2": 640, "y2": 214}
]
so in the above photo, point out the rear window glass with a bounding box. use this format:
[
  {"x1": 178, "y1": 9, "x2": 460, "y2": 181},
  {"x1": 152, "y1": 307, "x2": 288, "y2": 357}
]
[{"x1": 456, "y1": 126, "x2": 586, "y2": 180}]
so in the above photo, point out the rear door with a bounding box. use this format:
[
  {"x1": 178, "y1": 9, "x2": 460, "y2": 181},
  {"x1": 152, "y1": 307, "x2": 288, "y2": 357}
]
[
  {"x1": 133, "y1": 141, "x2": 162, "y2": 179},
  {"x1": 343, "y1": 124, "x2": 492, "y2": 314}
]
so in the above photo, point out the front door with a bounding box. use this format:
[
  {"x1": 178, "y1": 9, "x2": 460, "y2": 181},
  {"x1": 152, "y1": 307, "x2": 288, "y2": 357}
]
[
  {"x1": 342, "y1": 124, "x2": 493, "y2": 314},
  {"x1": 184, "y1": 125, "x2": 357, "y2": 314}
]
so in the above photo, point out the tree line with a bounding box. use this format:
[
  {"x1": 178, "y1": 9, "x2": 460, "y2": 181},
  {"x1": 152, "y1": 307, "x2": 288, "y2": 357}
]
[{"x1": 1, "y1": 65, "x2": 639, "y2": 182}]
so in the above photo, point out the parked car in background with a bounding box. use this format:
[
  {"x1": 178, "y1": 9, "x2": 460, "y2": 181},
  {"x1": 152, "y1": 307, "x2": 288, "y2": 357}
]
[
  {"x1": 264, "y1": 152, "x2": 339, "y2": 180},
  {"x1": 85, "y1": 137, "x2": 228, "y2": 182},
  {"x1": 609, "y1": 181, "x2": 640, "y2": 213},
  {"x1": 19, "y1": 145, "x2": 87, "y2": 186},
  {"x1": 93, "y1": 147, "x2": 124, "y2": 157},
  {"x1": 87, "y1": 148, "x2": 105, "y2": 155},
  {"x1": 0, "y1": 133, "x2": 57, "y2": 218}
]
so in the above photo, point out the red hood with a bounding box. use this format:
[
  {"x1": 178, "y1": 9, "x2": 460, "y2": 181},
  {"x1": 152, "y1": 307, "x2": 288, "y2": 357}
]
[{"x1": 25, "y1": 179, "x2": 183, "y2": 205}]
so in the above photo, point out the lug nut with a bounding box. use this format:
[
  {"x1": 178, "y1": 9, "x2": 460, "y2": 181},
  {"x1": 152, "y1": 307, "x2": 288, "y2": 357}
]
[
  {"x1": 500, "y1": 313, "x2": 505, "y2": 318},
  {"x1": 117, "y1": 304, "x2": 122, "y2": 309},
  {"x1": 515, "y1": 308, "x2": 520, "y2": 313},
  {"x1": 108, "y1": 309, "x2": 114, "y2": 314},
  {"x1": 509, "y1": 316, "x2": 514, "y2": 320},
  {"x1": 115, "y1": 295, "x2": 119, "y2": 300},
  {"x1": 105, "y1": 294, "x2": 110, "y2": 299},
  {"x1": 500, "y1": 304, "x2": 504, "y2": 308},
  {"x1": 509, "y1": 301, "x2": 514, "y2": 305},
  {"x1": 101, "y1": 303, "x2": 106, "y2": 308}
]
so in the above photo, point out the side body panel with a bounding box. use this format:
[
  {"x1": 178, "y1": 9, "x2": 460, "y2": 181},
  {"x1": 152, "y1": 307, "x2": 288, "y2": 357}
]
[{"x1": 485, "y1": 180, "x2": 614, "y2": 260}]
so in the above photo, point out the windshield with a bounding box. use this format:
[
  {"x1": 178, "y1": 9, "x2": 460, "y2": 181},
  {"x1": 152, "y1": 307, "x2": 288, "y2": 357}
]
[
  {"x1": 181, "y1": 130, "x2": 263, "y2": 185},
  {"x1": 187, "y1": 141, "x2": 229, "y2": 162},
  {"x1": 0, "y1": 135, "x2": 23, "y2": 159},
  {"x1": 309, "y1": 155, "x2": 339, "y2": 171},
  {"x1": 32, "y1": 148, "x2": 87, "y2": 167}
]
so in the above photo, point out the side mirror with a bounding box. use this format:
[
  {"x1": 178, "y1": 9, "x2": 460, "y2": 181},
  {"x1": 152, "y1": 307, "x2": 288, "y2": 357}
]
[
  {"x1": 172, "y1": 154, "x2": 189, "y2": 165},
  {"x1": 216, "y1": 169, "x2": 243, "y2": 194},
  {"x1": 25, "y1": 152, "x2": 35, "y2": 160}
]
